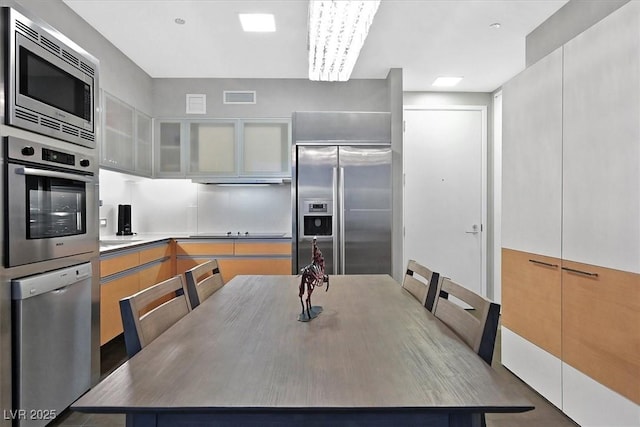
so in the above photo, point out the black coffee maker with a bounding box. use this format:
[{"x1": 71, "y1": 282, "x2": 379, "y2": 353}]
[{"x1": 116, "y1": 204, "x2": 133, "y2": 236}]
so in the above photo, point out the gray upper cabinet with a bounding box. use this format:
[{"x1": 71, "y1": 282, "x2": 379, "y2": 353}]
[
  {"x1": 241, "y1": 120, "x2": 290, "y2": 176},
  {"x1": 101, "y1": 91, "x2": 153, "y2": 177},
  {"x1": 154, "y1": 118, "x2": 291, "y2": 181},
  {"x1": 135, "y1": 111, "x2": 153, "y2": 176}
]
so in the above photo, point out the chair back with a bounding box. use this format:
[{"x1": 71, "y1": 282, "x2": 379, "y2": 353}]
[
  {"x1": 184, "y1": 259, "x2": 224, "y2": 309},
  {"x1": 120, "y1": 275, "x2": 191, "y2": 358},
  {"x1": 433, "y1": 277, "x2": 500, "y2": 365},
  {"x1": 402, "y1": 260, "x2": 441, "y2": 311}
]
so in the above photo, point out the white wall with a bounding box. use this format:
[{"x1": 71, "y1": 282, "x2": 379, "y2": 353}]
[{"x1": 99, "y1": 170, "x2": 291, "y2": 236}]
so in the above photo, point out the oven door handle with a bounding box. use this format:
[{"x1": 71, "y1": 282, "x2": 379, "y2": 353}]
[{"x1": 15, "y1": 167, "x2": 92, "y2": 183}]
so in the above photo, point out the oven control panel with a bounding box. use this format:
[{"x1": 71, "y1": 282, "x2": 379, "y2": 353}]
[{"x1": 6, "y1": 136, "x2": 94, "y2": 172}]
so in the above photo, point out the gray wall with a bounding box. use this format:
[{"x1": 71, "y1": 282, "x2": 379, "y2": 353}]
[
  {"x1": 153, "y1": 78, "x2": 389, "y2": 118},
  {"x1": 13, "y1": 0, "x2": 153, "y2": 114},
  {"x1": 526, "y1": 0, "x2": 629, "y2": 66}
]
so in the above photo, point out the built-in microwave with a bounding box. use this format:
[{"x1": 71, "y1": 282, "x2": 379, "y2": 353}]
[{"x1": 2, "y1": 7, "x2": 99, "y2": 148}]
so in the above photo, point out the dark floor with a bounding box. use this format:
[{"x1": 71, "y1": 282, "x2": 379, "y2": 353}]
[{"x1": 51, "y1": 329, "x2": 579, "y2": 427}]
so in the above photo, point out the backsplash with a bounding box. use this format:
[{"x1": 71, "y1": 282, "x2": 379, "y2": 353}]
[{"x1": 99, "y1": 169, "x2": 291, "y2": 236}]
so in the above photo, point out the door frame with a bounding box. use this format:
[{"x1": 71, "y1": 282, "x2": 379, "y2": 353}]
[{"x1": 402, "y1": 104, "x2": 488, "y2": 297}]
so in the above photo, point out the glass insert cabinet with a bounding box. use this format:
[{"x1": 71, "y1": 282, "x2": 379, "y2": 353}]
[{"x1": 154, "y1": 118, "x2": 291, "y2": 180}]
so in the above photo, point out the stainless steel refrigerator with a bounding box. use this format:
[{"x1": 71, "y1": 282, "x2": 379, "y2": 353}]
[{"x1": 292, "y1": 111, "x2": 392, "y2": 275}]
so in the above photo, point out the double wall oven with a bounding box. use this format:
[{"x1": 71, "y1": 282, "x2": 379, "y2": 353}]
[{"x1": 5, "y1": 135, "x2": 96, "y2": 267}]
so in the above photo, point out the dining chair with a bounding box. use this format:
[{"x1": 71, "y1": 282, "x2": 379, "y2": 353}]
[
  {"x1": 184, "y1": 259, "x2": 224, "y2": 309},
  {"x1": 402, "y1": 259, "x2": 442, "y2": 311},
  {"x1": 432, "y1": 277, "x2": 501, "y2": 365},
  {"x1": 119, "y1": 275, "x2": 192, "y2": 358}
]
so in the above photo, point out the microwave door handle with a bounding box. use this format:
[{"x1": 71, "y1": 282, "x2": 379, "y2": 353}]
[{"x1": 15, "y1": 167, "x2": 92, "y2": 183}]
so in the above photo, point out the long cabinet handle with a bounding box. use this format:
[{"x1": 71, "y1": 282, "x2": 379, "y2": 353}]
[
  {"x1": 561, "y1": 266, "x2": 599, "y2": 278},
  {"x1": 528, "y1": 259, "x2": 559, "y2": 268}
]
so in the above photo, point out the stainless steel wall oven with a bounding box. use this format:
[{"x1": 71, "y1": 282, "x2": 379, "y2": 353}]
[
  {"x1": 5, "y1": 135, "x2": 96, "y2": 267},
  {"x1": 2, "y1": 7, "x2": 99, "y2": 148}
]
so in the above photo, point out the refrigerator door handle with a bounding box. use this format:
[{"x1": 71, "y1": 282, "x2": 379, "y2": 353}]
[
  {"x1": 339, "y1": 167, "x2": 346, "y2": 275},
  {"x1": 332, "y1": 167, "x2": 339, "y2": 275}
]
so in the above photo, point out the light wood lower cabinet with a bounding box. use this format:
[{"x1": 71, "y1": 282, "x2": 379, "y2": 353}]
[
  {"x1": 502, "y1": 248, "x2": 561, "y2": 358},
  {"x1": 502, "y1": 246, "x2": 640, "y2": 423},
  {"x1": 100, "y1": 274, "x2": 139, "y2": 346},
  {"x1": 561, "y1": 260, "x2": 640, "y2": 405},
  {"x1": 100, "y1": 241, "x2": 174, "y2": 345},
  {"x1": 176, "y1": 239, "x2": 292, "y2": 283}
]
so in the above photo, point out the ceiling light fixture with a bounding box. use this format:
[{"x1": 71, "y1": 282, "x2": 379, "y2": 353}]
[
  {"x1": 238, "y1": 13, "x2": 276, "y2": 32},
  {"x1": 489, "y1": 22, "x2": 501, "y2": 29},
  {"x1": 308, "y1": 0, "x2": 381, "y2": 82},
  {"x1": 174, "y1": 18, "x2": 185, "y2": 25},
  {"x1": 432, "y1": 76, "x2": 463, "y2": 87}
]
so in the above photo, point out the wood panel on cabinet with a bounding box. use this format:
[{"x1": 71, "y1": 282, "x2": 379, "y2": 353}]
[
  {"x1": 234, "y1": 241, "x2": 291, "y2": 255},
  {"x1": 139, "y1": 259, "x2": 173, "y2": 290},
  {"x1": 502, "y1": 248, "x2": 562, "y2": 358},
  {"x1": 561, "y1": 259, "x2": 640, "y2": 405},
  {"x1": 100, "y1": 252, "x2": 139, "y2": 277},
  {"x1": 138, "y1": 259, "x2": 174, "y2": 315},
  {"x1": 221, "y1": 258, "x2": 291, "y2": 282},
  {"x1": 100, "y1": 273, "x2": 139, "y2": 345},
  {"x1": 175, "y1": 242, "x2": 234, "y2": 257},
  {"x1": 139, "y1": 242, "x2": 172, "y2": 265}
]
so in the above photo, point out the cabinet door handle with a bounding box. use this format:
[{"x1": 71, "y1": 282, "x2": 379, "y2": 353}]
[
  {"x1": 528, "y1": 259, "x2": 558, "y2": 268},
  {"x1": 561, "y1": 267, "x2": 599, "y2": 278}
]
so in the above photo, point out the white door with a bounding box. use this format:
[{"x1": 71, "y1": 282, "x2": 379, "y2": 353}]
[{"x1": 403, "y1": 106, "x2": 486, "y2": 296}]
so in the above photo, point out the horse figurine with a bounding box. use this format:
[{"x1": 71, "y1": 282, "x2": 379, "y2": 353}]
[{"x1": 298, "y1": 237, "x2": 329, "y2": 321}]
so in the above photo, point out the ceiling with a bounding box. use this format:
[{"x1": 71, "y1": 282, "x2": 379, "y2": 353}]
[{"x1": 62, "y1": 0, "x2": 568, "y2": 92}]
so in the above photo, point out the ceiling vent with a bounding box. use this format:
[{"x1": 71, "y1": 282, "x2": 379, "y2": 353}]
[
  {"x1": 186, "y1": 94, "x2": 206, "y2": 114},
  {"x1": 223, "y1": 91, "x2": 256, "y2": 104}
]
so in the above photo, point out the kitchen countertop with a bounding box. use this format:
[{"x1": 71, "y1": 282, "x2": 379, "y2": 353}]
[{"x1": 99, "y1": 232, "x2": 291, "y2": 254}]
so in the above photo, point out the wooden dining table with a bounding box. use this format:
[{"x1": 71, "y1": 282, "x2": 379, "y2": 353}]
[{"x1": 72, "y1": 274, "x2": 533, "y2": 427}]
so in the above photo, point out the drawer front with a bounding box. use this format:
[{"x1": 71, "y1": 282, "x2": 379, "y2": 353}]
[
  {"x1": 100, "y1": 252, "x2": 139, "y2": 277},
  {"x1": 176, "y1": 242, "x2": 234, "y2": 257},
  {"x1": 502, "y1": 248, "x2": 562, "y2": 358},
  {"x1": 219, "y1": 258, "x2": 291, "y2": 283},
  {"x1": 100, "y1": 273, "x2": 140, "y2": 345},
  {"x1": 139, "y1": 259, "x2": 173, "y2": 290},
  {"x1": 139, "y1": 242, "x2": 172, "y2": 265},
  {"x1": 234, "y1": 241, "x2": 291, "y2": 256},
  {"x1": 562, "y1": 259, "x2": 640, "y2": 404}
]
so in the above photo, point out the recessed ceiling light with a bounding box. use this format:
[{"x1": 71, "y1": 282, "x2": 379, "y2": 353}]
[
  {"x1": 432, "y1": 76, "x2": 463, "y2": 87},
  {"x1": 489, "y1": 22, "x2": 501, "y2": 29},
  {"x1": 174, "y1": 18, "x2": 185, "y2": 25},
  {"x1": 238, "y1": 13, "x2": 276, "y2": 32}
]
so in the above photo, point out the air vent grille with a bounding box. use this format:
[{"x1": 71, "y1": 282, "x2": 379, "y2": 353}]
[
  {"x1": 40, "y1": 36, "x2": 61, "y2": 55},
  {"x1": 80, "y1": 62, "x2": 95, "y2": 76},
  {"x1": 15, "y1": 20, "x2": 38, "y2": 41},
  {"x1": 62, "y1": 125, "x2": 79, "y2": 137},
  {"x1": 40, "y1": 117, "x2": 60, "y2": 131},
  {"x1": 80, "y1": 131, "x2": 95, "y2": 142},
  {"x1": 223, "y1": 91, "x2": 256, "y2": 104},
  {"x1": 62, "y1": 50, "x2": 80, "y2": 67},
  {"x1": 15, "y1": 108, "x2": 38, "y2": 124}
]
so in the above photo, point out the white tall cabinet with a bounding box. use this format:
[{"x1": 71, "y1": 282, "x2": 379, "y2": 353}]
[
  {"x1": 501, "y1": 47, "x2": 563, "y2": 409},
  {"x1": 502, "y1": 3, "x2": 640, "y2": 426}
]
